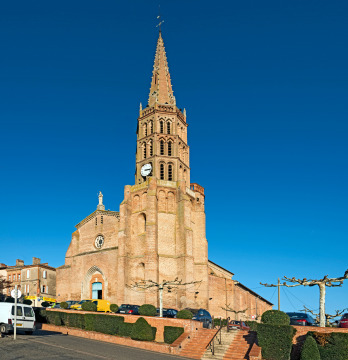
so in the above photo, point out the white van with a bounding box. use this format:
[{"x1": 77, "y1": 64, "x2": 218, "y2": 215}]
[{"x1": 0, "y1": 303, "x2": 36, "y2": 335}]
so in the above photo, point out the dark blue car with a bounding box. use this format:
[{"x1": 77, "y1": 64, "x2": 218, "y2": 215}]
[{"x1": 187, "y1": 308, "x2": 213, "y2": 328}]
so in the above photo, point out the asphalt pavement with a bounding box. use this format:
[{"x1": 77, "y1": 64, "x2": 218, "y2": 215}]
[{"x1": 0, "y1": 330, "x2": 186, "y2": 360}]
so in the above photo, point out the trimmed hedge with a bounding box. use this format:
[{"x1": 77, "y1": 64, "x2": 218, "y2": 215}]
[
  {"x1": 60, "y1": 302, "x2": 68, "y2": 309},
  {"x1": 245, "y1": 321, "x2": 258, "y2": 332},
  {"x1": 139, "y1": 304, "x2": 157, "y2": 317},
  {"x1": 176, "y1": 309, "x2": 193, "y2": 319},
  {"x1": 309, "y1": 331, "x2": 348, "y2": 360},
  {"x1": 110, "y1": 304, "x2": 119, "y2": 313},
  {"x1": 81, "y1": 301, "x2": 97, "y2": 312},
  {"x1": 119, "y1": 322, "x2": 134, "y2": 337},
  {"x1": 92, "y1": 314, "x2": 124, "y2": 335},
  {"x1": 258, "y1": 324, "x2": 296, "y2": 360},
  {"x1": 301, "y1": 335, "x2": 320, "y2": 360},
  {"x1": 130, "y1": 317, "x2": 155, "y2": 341},
  {"x1": 213, "y1": 318, "x2": 228, "y2": 327},
  {"x1": 261, "y1": 310, "x2": 290, "y2": 326},
  {"x1": 164, "y1": 326, "x2": 184, "y2": 344}
]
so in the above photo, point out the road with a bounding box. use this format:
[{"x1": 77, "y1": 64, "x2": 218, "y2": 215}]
[{"x1": 0, "y1": 330, "x2": 185, "y2": 360}]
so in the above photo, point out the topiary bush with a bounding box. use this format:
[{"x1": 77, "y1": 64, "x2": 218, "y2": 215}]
[
  {"x1": 139, "y1": 304, "x2": 157, "y2": 317},
  {"x1": 81, "y1": 301, "x2": 97, "y2": 312},
  {"x1": 261, "y1": 310, "x2": 290, "y2": 325},
  {"x1": 60, "y1": 302, "x2": 68, "y2": 309},
  {"x1": 258, "y1": 324, "x2": 296, "y2": 360},
  {"x1": 130, "y1": 317, "x2": 155, "y2": 341},
  {"x1": 118, "y1": 322, "x2": 134, "y2": 337},
  {"x1": 23, "y1": 299, "x2": 32, "y2": 305},
  {"x1": 41, "y1": 301, "x2": 50, "y2": 308},
  {"x1": 164, "y1": 326, "x2": 184, "y2": 344},
  {"x1": 110, "y1": 304, "x2": 119, "y2": 313},
  {"x1": 301, "y1": 335, "x2": 320, "y2": 360},
  {"x1": 176, "y1": 309, "x2": 193, "y2": 319}
]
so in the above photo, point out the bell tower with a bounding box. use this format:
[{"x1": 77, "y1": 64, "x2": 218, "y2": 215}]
[{"x1": 135, "y1": 32, "x2": 190, "y2": 186}]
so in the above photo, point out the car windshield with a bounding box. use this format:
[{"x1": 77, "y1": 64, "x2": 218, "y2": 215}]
[
  {"x1": 342, "y1": 314, "x2": 348, "y2": 319},
  {"x1": 24, "y1": 307, "x2": 34, "y2": 317},
  {"x1": 120, "y1": 304, "x2": 133, "y2": 309},
  {"x1": 78, "y1": 300, "x2": 90, "y2": 304},
  {"x1": 287, "y1": 313, "x2": 306, "y2": 319}
]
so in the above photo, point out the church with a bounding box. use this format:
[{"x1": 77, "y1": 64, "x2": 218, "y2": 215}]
[{"x1": 56, "y1": 31, "x2": 272, "y2": 319}]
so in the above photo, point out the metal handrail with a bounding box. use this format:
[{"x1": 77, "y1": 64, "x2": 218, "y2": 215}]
[{"x1": 206, "y1": 317, "x2": 226, "y2": 355}]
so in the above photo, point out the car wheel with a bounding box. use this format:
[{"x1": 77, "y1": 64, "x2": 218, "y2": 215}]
[{"x1": 0, "y1": 324, "x2": 8, "y2": 334}]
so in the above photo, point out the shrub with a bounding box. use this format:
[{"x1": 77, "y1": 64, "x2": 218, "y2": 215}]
[
  {"x1": 213, "y1": 318, "x2": 228, "y2": 327},
  {"x1": 301, "y1": 335, "x2": 320, "y2": 360},
  {"x1": 66, "y1": 312, "x2": 85, "y2": 329},
  {"x1": 139, "y1": 304, "x2": 157, "y2": 317},
  {"x1": 130, "y1": 317, "x2": 155, "y2": 341},
  {"x1": 60, "y1": 302, "x2": 68, "y2": 309},
  {"x1": 261, "y1": 310, "x2": 290, "y2": 326},
  {"x1": 245, "y1": 321, "x2": 258, "y2": 332},
  {"x1": 118, "y1": 322, "x2": 134, "y2": 337},
  {"x1": 110, "y1": 304, "x2": 119, "y2": 313},
  {"x1": 41, "y1": 301, "x2": 50, "y2": 308},
  {"x1": 94, "y1": 314, "x2": 124, "y2": 335},
  {"x1": 311, "y1": 332, "x2": 348, "y2": 360},
  {"x1": 81, "y1": 301, "x2": 97, "y2": 312},
  {"x1": 23, "y1": 300, "x2": 32, "y2": 305},
  {"x1": 258, "y1": 324, "x2": 296, "y2": 360},
  {"x1": 164, "y1": 326, "x2": 184, "y2": 344},
  {"x1": 34, "y1": 308, "x2": 47, "y2": 323},
  {"x1": 176, "y1": 309, "x2": 193, "y2": 319},
  {"x1": 46, "y1": 311, "x2": 62, "y2": 326}
]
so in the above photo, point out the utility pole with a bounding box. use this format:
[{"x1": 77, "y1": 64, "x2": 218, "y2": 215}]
[{"x1": 278, "y1": 278, "x2": 280, "y2": 310}]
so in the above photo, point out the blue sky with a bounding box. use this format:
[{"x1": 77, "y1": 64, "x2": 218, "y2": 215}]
[{"x1": 0, "y1": 0, "x2": 347, "y2": 315}]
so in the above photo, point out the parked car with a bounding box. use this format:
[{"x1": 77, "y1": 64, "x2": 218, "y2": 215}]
[
  {"x1": 156, "y1": 308, "x2": 178, "y2": 318},
  {"x1": 70, "y1": 299, "x2": 110, "y2": 312},
  {"x1": 0, "y1": 303, "x2": 36, "y2": 335},
  {"x1": 65, "y1": 300, "x2": 79, "y2": 309},
  {"x1": 117, "y1": 304, "x2": 139, "y2": 315},
  {"x1": 338, "y1": 313, "x2": 348, "y2": 328},
  {"x1": 286, "y1": 312, "x2": 317, "y2": 326},
  {"x1": 186, "y1": 308, "x2": 212, "y2": 328},
  {"x1": 228, "y1": 320, "x2": 250, "y2": 331}
]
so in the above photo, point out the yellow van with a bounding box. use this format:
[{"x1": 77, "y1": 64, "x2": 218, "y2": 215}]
[{"x1": 70, "y1": 299, "x2": 111, "y2": 312}]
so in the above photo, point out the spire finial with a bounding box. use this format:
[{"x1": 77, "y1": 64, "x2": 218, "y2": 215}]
[
  {"x1": 97, "y1": 191, "x2": 105, "y2": 210},
  {"x1": 156, "y1": 6, "x2": 164, "y2": 33}
]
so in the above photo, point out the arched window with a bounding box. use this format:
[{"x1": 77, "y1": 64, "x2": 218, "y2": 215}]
[
  {"x1": 168, "y1": 141, "x2": 172, "y2": 156},
  {"x1": 149, "y1": 121, "x2": 153, "y2": 134},
  {"x1": 160, "y1": 163, "x2": 165, "y2": 180},
  {"x1": 149, "y1": 140, "x2": 153, "y2": 156},
  {"x1": 160, "y1": 120, "x2": 164, "y2": 134},
  {"x1": 143, "y1": 142, "x2": 147, "y2": 159},
  {"x1": 160, "y1": 140, "x2": 165, "y2": 155},
  {"x1": 168, "y1": 164, "x2": 173, "y2": 181},
  {"x1": 143, "y1": 124, "x2": 147, "y2": 137},
  {"x1": 167, "y1": 122, "x2": 171, "y2": 134}
]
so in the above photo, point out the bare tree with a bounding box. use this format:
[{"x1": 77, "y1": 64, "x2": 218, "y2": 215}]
[
  {"x1": 261, "y1": 269, "x2": 348, "y2": 327},
  {"x1": 300, "y1": 306, "x2": 347, "y2": 326},
  {"x1": 127, "y1": 278, "x2": 201, "y2": 317},
  {"x1": 221, "y1": 304, "x2": 248, "y2": 320}
]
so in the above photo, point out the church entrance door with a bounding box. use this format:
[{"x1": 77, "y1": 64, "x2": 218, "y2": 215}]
[{"x1": 92, "y1": 282, "x2": 102, "y2": 299}]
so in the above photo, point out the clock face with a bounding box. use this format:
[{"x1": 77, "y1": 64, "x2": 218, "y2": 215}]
[
  {"x1": 141, "y1": 163, "x2": 152, "y2": 177},
  {"x1": 95, "y1": 235, "x2": 104, "y2": 249}
]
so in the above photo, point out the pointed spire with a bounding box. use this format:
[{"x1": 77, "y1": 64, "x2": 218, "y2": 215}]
[{"x1": 148, "y1": 32, "x2": 176, "y2": 107}]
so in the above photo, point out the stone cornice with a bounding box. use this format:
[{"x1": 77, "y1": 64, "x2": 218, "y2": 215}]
[{"x1": 75, "y1": 210, "x2": 120, "y2": 229}]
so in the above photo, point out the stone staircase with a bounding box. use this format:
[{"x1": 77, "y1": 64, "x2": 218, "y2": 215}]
[
  {"x1": 202, "y1": 328, "x2": 238, "y2": 360},
  {"x1": 179, "y1": 328, "x2": 218, "y2": 359},
  {"x1": 222, "y1": 330, "x2": 257, "y2": 360}
]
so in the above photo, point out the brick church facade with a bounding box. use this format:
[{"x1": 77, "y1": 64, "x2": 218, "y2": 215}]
[{"x1": 56, "y1": 31, "x2": 272, "y2": 319}]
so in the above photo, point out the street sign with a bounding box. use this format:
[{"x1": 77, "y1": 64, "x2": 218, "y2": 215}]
[
  {"x1": 11, "y1": 289, "x2": 22, "y2": 299},
  {"x1": 251, "y1": 315, "x2": 256, "y2": 319}
]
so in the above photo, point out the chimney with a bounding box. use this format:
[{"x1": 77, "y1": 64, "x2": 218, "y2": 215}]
[
  {"x1": 32, "y1": 257, "x2": 41, "y2": 265},
  {"x1": 16, "y1": 259, "x2": 24, "y2": 267}
]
